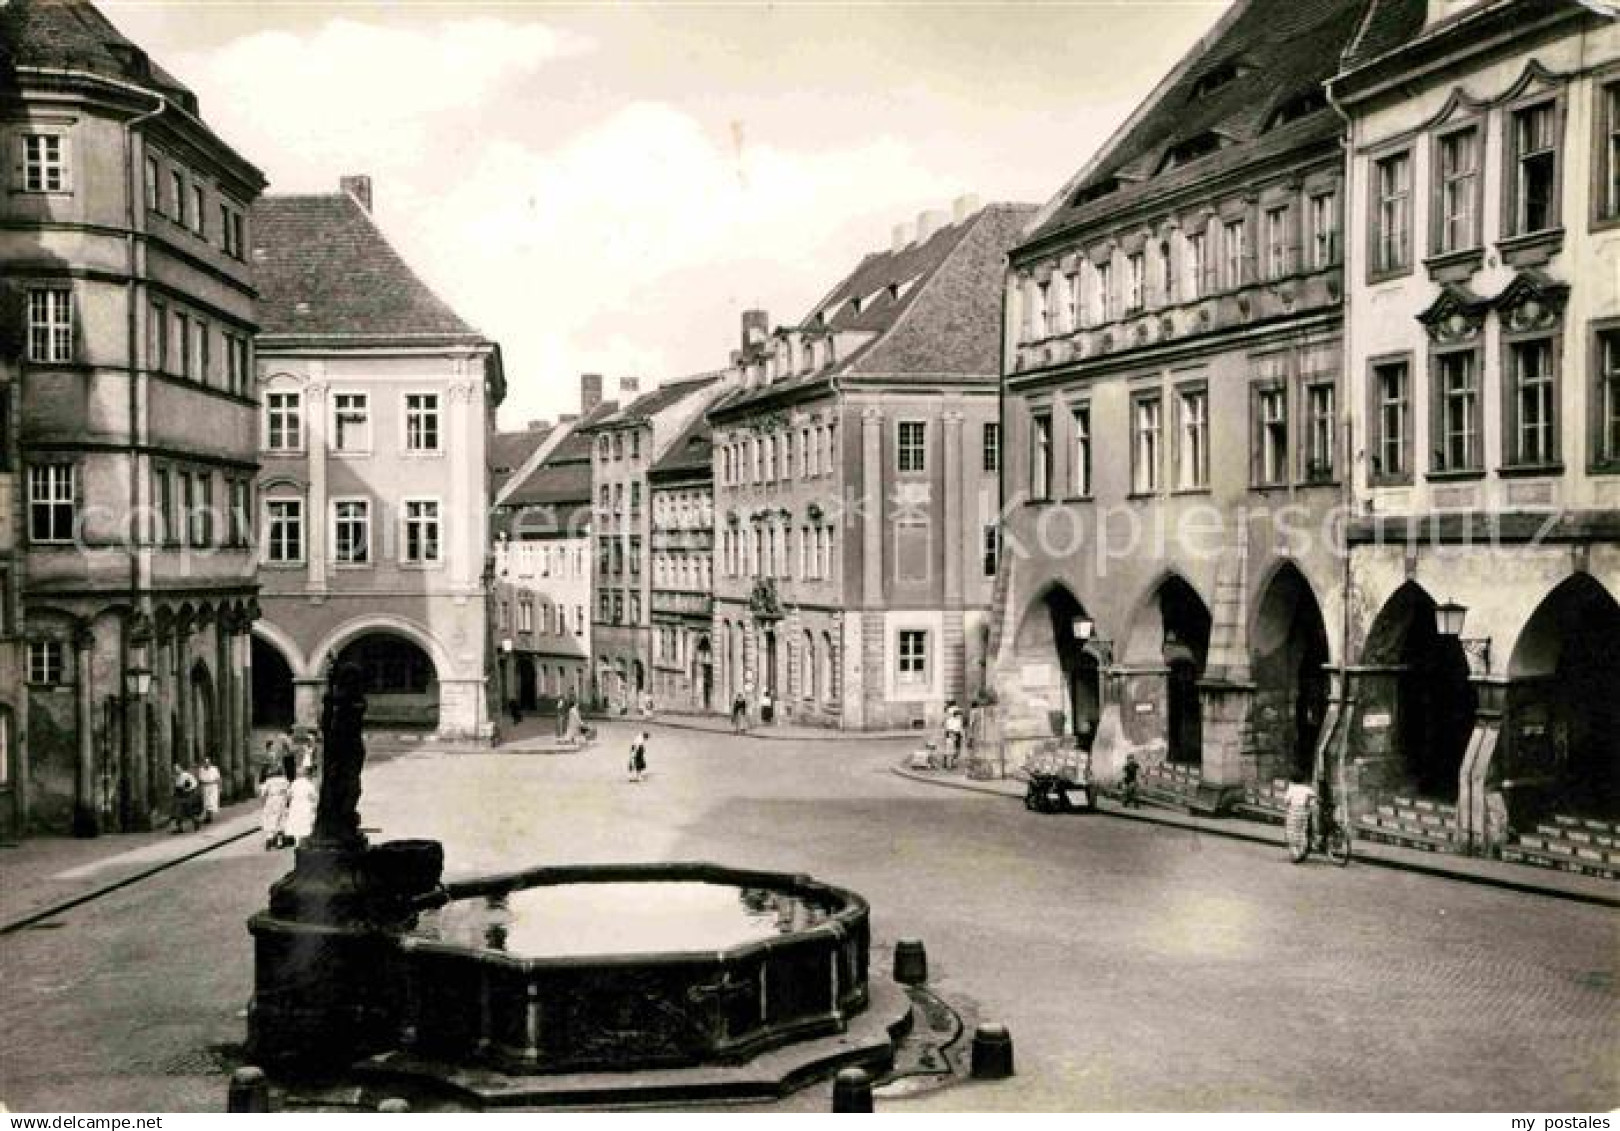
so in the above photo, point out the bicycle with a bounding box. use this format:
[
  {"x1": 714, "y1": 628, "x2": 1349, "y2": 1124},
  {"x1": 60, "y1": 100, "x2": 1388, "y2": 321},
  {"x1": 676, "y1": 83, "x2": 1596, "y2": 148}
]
[{"x1": 1285, "y1": 797, "x2": 1352, "y2": 866}]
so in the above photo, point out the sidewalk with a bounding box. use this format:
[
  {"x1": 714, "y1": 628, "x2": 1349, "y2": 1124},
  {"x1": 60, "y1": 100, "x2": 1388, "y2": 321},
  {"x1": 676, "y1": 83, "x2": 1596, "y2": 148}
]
[
  {"x1": 630, "y1": 711, "x2": 920, "y2": 743},
  {"x1": 0, "y1": 799, "x2": 263, "y2": 934},
  {"x1": 891, "y1": 761, "x2": 1620, "y2": 908}
]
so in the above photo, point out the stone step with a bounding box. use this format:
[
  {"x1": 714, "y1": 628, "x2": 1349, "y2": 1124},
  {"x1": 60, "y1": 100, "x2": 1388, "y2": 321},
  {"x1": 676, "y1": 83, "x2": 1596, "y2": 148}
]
[
  {"x1": 1535, "y1": 826, "x2": 1617, "y2": 849},
  {"x1": 1393, "y1": 796, "x2": 1458, "y2": 817},
  {"x1": 1356, "y1": 818, "x2": 1458, "y2": 854},
  {"x1": 1502, "y1": 843, "x2": 1620, "y2": 881}
]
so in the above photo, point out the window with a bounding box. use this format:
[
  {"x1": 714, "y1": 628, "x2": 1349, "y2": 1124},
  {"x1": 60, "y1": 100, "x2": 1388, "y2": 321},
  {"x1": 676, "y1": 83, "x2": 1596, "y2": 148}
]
[
  {"x1": 172, "y1": 311, "x2": 188, "y2": 376},
  {"x1": 1156, "y1": 243, "x2": 1173, "y2": 305},
  {"x1": 631, "y1": 431, "x2": 641, "y2": 460},
  {"x1": 1264, "y1": 206, "x2": 1290, "y2": 279},
  {"x1": 28, "y1": 641, "x2": 66, "y2": 685},
  {"x1": 263, "y1": 496, "x2": 305, "y2": 563},
  {"x1": 1435, "y1": 350, "x2": 1482, "y2": 472},
  {"x1": 170, "y1": 170, "x2": 184, "y2": 221},
  {"x1": 28, "y1": 464, "x2": 74, "y2": 542},
  {"x1": 1602, "y1": 83, "x2": 1620, "y2": 222},
  {"x1": 519, "y1": 602, "x2": 533, "y2": 634},
  {"x1": 27, "y1": 287, "x2": 71, "y2": 363},
  {"x1": 1220, "y1": 218, "x2": 1246, "y2": 290},
  {"x1": 333, "y1": 393, "x2": 370, "y2": 453},
  {"x1": 1126, "y1": 252, "x2": 1144, "y2": 312},
  {"x1": 1309, "y1": 193, "x2": 1338, "y2": 268},
  {"x1": 1509, "y1": 102, "x2": 1559, "y2": 235},
  {"x1": 1031, "y1": 412, "x2": 1053, "y2": 499},
  {"x1": 1133, "y1": 394, "x2": 1163, "y2": 494},
  {"x1": 800, "y1": 428, "x2": 812, "y2": 478},
  {"x1": 982, "y1": 422, "x2": 1000, "y2": 472},
  {"x1": 153, "y1": 468, "x2": 172, "y2": 544},
  {"x1": 897, "y1": 629, "x2": 928, "y2": 685},
  {"x1": 333, "y1": 499, "x2": 371, "y2": 564},
  {"x1": 1071, "y1": 404, "x2": 1092, "y2": 497},
  {"x1": 1372, "y1": 359, "x2": 1411, "y2": 482},
  {"x1": 1184, "y1": 232, "x2": 1205, "y2": 300},
  {"x1": 192, "y1": 319, "x2": 208, "y2": 383},
  {"x1": 898, "y1": 421, "x2": 927, "y2": 473},
  {"x1": 1176, "y1": 386, "x2": 1208, "y2": 490},
  {"x1": 1507, "y1": 338, "x2": 1558, "y2": 467},
  {"x1": 226, "y1": 333, "x2": 249, "y2": 395},
  {"x1": 192, "y1": 473, "x2": 212, "y2": 546},
  {"x1": 403, "y1": 499, "x2": 441, "y2": 563},
  {"x1": 1255, "y1": 386, "x2": 1289, "y2": 486},
  {"x1": 178, "y1": 472, "x2": 193, "y2": 546},
  {"x1": 1095, "y1": 261, "x2": 1113, "y2": 323},
  {"x1": 1035, "y1": 280, "x2": 1051, "y2": 339},
  {"x1": 230, "y1": 480, "x2": 250, "y2": 546},
  {"x1": 982, "y1": 525, "x2": 999, "y2": 578},
  {"x1": 148, "y1": 300, "x2": 166, "y2": 371},
  {"x1": 1596, "y1": 330, "x2": 1620, "y2": 468},
  {"x1": 1064, "y1": 270, "x2": 1080, "y2": 331},
  {"x1": 1373, "y1": 151, "x2": 1412, "y2": 274},
  {"x1": 192, "y1": 185, "x2": 207, "y2": 236},
  {"x1": 1435, "y1": 127, "x2": 1480, "y2": 253},
  {"x1": 405, "y1": 393, "x2": 440, "y2": 451},
  {"x1": 144, "y1": 156, "x2": 159, "y2": 211},
  {"x1": 22, "y1": 134, "x2": 67, "y2": 192},
  {"x1": 1305, "y1": 382, "x2": 1336, "y2": 481}
]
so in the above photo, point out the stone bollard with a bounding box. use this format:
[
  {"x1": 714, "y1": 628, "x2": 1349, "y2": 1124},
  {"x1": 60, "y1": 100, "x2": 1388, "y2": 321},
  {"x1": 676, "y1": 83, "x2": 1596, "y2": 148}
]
[
  {"x1": 831, "y1": 1066, "x2": 874, "y2": 1112},
  {"x1": 970, "y1": 1022, "x2": 1014, "y2": 1080},
  {"x1": 892, "y1": 938, "x2": 928, "y2": 985},
  {"x1": 227, "y1": 1066, "x2": 270, "y2": 1113},
  {"x1": 378, "y1": 1098, "x2": 412, "y2": 1113}
]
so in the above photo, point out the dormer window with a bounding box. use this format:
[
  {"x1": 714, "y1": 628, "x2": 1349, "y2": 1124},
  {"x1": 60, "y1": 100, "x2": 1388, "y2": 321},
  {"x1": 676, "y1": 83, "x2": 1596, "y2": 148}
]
[
  {"x1": 1072, "y1": 177, "x2": 1120, "y2": 207},
  {"x1": 1267, "y1": 89, "x2": 1329, "y2": 130},
  {"x1": 1190, "y1": 61, "x2": 1240, "y2": 101},
  {"x1": 1161, "y1": 132, "x2": 1224, "y2": 172}
]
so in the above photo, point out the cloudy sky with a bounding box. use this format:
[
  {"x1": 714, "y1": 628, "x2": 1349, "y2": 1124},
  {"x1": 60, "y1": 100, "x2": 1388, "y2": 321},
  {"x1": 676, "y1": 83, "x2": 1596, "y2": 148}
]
[{"x1": 106, "y1": 1, "x2": 1226, "y2": 427}]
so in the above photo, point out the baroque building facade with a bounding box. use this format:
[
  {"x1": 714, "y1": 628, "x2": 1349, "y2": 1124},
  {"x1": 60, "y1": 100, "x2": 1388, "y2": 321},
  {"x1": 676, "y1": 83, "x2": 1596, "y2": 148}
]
[
  {"x1": 988, "y1": 0, "x2": 1398, "y2": 805},
  {"x1": 1328, "y1": 0, "x2": 1620, "y2": 864},
  {"x1": 710, "y1": 198, "x2": 1034, "y2": 730},
  {"x1": 250, "y1": 177, "x2": 504, "y2": 743},
  {"x1": 649, "y1": 414, "x2": 717, "y2": 712},
  {"x1": 4, "y1": 0, "x2": 266, "y2": 834}
]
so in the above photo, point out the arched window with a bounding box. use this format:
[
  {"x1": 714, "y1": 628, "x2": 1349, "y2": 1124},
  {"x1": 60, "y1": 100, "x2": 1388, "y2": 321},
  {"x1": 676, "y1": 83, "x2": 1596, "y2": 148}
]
[{"x1": 803, "y1": 631, "x2": 816, "y2": 700}]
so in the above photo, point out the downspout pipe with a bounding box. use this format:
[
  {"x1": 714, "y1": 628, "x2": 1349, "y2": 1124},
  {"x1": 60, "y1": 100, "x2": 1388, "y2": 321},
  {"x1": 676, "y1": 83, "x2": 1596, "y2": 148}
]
[{"x1": 1325, "y1": 74, "x2": 1356, "y2": 818}]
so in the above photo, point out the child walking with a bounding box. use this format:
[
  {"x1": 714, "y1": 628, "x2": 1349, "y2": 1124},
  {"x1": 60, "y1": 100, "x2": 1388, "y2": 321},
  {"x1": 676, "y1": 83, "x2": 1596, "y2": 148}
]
[{"x1": 627, "y1": 731, "x2": 649, "y2": 783}]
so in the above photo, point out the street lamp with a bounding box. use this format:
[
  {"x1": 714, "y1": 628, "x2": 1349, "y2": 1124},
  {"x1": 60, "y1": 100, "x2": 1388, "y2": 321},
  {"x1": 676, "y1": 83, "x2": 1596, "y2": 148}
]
[
  {"x1": 1435, "y1": 598, "x2": 1491, "y2": 673},
  {"x1": 1072, "y1": 616, "x2": 1094, "y2": 642},
  {"x1": 1435, "y1": 600, "x2": 1469, "y2": 638}
]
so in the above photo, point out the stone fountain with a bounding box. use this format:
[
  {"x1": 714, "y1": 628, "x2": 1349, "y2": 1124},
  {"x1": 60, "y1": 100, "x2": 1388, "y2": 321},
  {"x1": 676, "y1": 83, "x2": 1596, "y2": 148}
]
[{"x1": 247, "y1": 666, "x2": 911, "y2": 1107}]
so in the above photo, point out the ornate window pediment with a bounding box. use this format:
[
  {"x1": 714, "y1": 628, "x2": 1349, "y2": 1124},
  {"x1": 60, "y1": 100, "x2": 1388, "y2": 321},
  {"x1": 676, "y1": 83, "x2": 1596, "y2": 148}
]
[
  {"x1": 1492, "y1": 269, "x2": 1568, "y2": 333},
  {"x1": 1416, "y1": 282, "x2": 1489, "y2": 344}
]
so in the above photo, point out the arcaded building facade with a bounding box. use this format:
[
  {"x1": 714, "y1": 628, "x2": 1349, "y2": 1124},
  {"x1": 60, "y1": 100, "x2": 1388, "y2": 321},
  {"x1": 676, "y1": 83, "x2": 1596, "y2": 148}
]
[
  {"x1": 5, "y1": 0, "x2": 266, "y2": 835},
  {"x1": 1329, "y1": 0, "x2": 1620, "y2": 868},
  {"x1": 251, "y1": 178, "x2": 503, "y2": 742}
]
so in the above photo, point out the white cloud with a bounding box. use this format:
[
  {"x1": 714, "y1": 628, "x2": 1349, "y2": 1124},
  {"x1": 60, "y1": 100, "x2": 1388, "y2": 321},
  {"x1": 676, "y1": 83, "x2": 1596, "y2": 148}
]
[{"x1": 172, "y1": 18, "x2": 594, "y2": 188}]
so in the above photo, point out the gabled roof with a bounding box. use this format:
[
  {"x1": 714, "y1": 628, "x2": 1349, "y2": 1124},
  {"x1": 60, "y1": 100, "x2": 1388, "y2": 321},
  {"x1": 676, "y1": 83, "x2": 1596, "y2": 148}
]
[
  {"x1": 251, "y1": 192, "x2": 486, "y2": 343},
  {"x1": 2, "y1": 0, "x2": 197, "y2": 110},
  {"x1": 1340, "y1": 0, "x2": 1431, "y2": 70},
  {"x1": 649, "y1": 413, "x2": 713, "y2": 481},
  {"x1": 592, "y1": 371, "x2": 726, "y2": 429},
  {"x1": 490, "y1": 426, "x2": 553, "y2": 493},
  {"x1": 1023, "y1": 0, "x2": 1394, "y2": 246},
  {"x1": 500, "y1": 400, "x2": 618, "y2": 510},
  {"x1": 711, "y1": 201, "x2": 1035, "y2": 417}
]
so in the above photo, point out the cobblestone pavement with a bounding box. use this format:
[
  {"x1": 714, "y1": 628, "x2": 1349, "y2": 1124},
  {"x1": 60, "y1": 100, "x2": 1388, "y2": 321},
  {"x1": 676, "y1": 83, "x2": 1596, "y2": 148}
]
[{"x1": 1, "y1": 719, "x2": 1614, "y2": 1112}]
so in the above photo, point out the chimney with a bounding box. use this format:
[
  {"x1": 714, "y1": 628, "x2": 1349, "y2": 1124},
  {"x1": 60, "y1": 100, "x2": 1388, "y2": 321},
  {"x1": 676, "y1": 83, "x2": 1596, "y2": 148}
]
[
  {"x1": 340, "y1": 175, "x2": 373, "y2": 213},
  {"x1": 952, "y1": 193, "x2": 981, "y2": 224},
  {"x1": 741, "y1": 309, "x2": 770, "y2": 353},
  {"x1": 892, "y1": 223, "x2": 911, "y2": 253},
  {"x1": 619, "y1": 376, "x2": 641, "y2": 398},
  {"x1": 580, "y1": 373, "x2": 603, "y2": 414},
  {"x1": 915, "y1": 209, "x2": 948, "y2": 243}
]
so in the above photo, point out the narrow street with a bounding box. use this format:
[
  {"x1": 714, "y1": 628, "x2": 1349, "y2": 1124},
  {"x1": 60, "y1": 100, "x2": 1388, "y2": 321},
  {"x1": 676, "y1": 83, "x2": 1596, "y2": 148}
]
[{"x1": 1, "y1": 721, "x2": 1614, "y2": 1112}]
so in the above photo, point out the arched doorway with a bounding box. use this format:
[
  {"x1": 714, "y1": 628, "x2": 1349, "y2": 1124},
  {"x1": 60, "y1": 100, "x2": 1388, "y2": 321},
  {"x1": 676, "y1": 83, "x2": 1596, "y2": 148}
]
[
  {"x1": 334, "y1": 632, "x2": 440, "y2": 730},
  {"x1": 190, "y1": 661, "x2": 215, "y2": 764},
  {"x1": 1363, "y1": 582, "x2": 1476, "y2": 800},
  {"x1": 632, "y1": 659, "x2": 645, "y2": 695},
  {"x1": 695, "y1": 638, "x2": 713, "y2": 710},
  {"x1": 1251, "y1": 564, "x2": 1331, "y2": 782},
  {"x1": 1508, "y1": 574, "x2": 1620, "y2": 821},
  {"x1": 1151, "y1": 577, "x2": 1211, "y2": 765},
  {"x1": 762, "y1": 627, "x2": 779, "y2": 695},
  {"x1": 251, "y1": 636, "x2": 296, "y2": 730},
  {"x1": 1013, "y1": 585, "x2": 1101, "y2": 746},
  {"x1": 516, "y1": 655, "x2": 538, "y2": 711}
]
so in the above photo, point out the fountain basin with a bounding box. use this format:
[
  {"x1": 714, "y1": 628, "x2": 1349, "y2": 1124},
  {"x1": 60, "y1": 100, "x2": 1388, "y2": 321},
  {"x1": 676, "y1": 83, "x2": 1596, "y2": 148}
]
[{"x1": 396, "y1": 862, "x2": 870, "y2": 1074}]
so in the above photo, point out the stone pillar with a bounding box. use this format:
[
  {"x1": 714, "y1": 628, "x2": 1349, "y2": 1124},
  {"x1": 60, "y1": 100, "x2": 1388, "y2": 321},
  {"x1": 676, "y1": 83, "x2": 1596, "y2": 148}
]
[
  {"x1": 1198, "y1": 680, "x2": 1255, "y2": 788},
  {"x1": 125, "y1": 619, "x2": 151, "y2": 832},
  {"x1": 175, "y1": 622, "x2": 193, "y2": 766},
  {"x1": 72, "y1": 623, "x2": 98, "y2": 837},
  {"x1": 1339, "y1": 665, "x2": 1404, "y2": 820},
  {"x1": 304, "y1": 377, "x2": 329, "y2": 596},
  {"x1": 447, "y1": 376, "x2": 477, "y2": 593},
  {"x1": 235, "y1": 625, "x2": 253, "y2": 797},
  {"x1": 860, "y1": 409, "x2": 883, "y2": 609}
]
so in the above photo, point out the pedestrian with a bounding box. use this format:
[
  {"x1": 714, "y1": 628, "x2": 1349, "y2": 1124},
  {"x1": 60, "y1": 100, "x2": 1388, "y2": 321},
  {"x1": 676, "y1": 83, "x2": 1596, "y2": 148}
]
[
  {"x1": 1121, "y1": 752, "x2": 1141, "y2": 808},
  {"x1": 284, "y1": 764, "x2": 317, "y2": 847},
  {"x1": 627, "y1": 731, "x2": 649, "y2": 782},
  {"x1": 280, "y1": 748, "x2": 297, "y2": 785},
  {"x1": 170, "y1": 762, "x2": 201, "y2": 833},
  {"x1": 942, "y1": 702, "x2": 965, "y2": 770},
  {"x1": 760, "y1": 688, "x2": 775, "y2": 726},
  {"x1": 260, "y1": 740, "x2": 278, "y2": 783},
  {"x1": 565, "y1": 697, "x2": 585, "y2": 745},
  {"x1": 556, "y1": 696, "x2": 568, "y2": 739},
  {"x1": 731, "y1": 691, "x2": 748, "y2": 733},
  {"x1": 259, "y1": 761, "x2": 290, "y2": 850},
  {"x1": 197, "y1": 756, "x2": 222, "y2": 824},
  {"x1": 508, "y1": 698, "x2": 522, "y2": 726}
]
